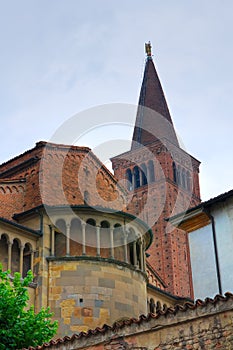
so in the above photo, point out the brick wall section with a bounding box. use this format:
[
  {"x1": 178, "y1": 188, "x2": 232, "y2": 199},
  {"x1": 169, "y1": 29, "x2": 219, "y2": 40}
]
[
  {"x1": 0, "y1": 181, "x2": 25, "y2": 219},
  {"x1": 0, "y1": 142, "x2": 125, "y2": 219},
  {"x1": 112, "y1": 139, "x2": 201, "y2": 298}
]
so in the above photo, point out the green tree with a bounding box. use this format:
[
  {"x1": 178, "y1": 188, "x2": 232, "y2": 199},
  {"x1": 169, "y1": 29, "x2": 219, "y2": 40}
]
[{"x1": 0, "y1": 264, "x2": 58, "y2": 350}]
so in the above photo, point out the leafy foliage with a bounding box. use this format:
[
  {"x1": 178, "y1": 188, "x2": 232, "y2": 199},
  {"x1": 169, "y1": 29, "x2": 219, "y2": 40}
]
[{"x1": 0, "y1": 264, "x2": 58, "y2": 350}]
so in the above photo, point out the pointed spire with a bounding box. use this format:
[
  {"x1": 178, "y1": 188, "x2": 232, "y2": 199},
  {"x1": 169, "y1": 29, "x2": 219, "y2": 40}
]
[{"x1": 131, "y1": 43, "x2": 179, "y2": 149}]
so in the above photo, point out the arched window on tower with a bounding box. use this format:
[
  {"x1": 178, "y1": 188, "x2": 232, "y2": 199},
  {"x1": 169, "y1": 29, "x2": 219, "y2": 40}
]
[
  {"x1": 133, "y1": 166, "x2": 140, "y2": 189},
  {"x1": 177, "y1": 166, "x2": 181, "y2": 185},
  {"x1": 173, "y1": 162, "x2": 177, "y2": 183},
  {"x1": 181, "y1": 168, "x2": 186, "y2": 189},
  {"x1": 125, "y1": 169, "x2": 133, "y2": 191},
  {"x1": 186, "y1": 171, "x2": 192, "y2": 192},
  {"x1": 148, "y1": 160, "x2": 155, "y2": 183},
  {"x1": 141, "y1": 163, "x2": 148, "y2": 186}
]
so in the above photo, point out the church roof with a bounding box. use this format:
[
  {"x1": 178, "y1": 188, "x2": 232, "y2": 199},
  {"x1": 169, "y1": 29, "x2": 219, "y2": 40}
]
[{"x1": 131, "y1": 44, "x2": 179, "y2": 149}]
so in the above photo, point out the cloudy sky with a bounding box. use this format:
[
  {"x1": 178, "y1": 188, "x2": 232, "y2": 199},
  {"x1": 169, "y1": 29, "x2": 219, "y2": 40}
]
[{"x1": 0, "y1": 0, "x2": 232, "y2": 201}]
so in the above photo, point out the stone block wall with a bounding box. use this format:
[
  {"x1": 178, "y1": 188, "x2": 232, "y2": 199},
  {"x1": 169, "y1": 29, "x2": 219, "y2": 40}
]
[
  {"x1": 48, "y1": 258, "x2": 147, "y2": 336},
  {"x1": 32, "y1": 294, "x2": 233, "y2": 350}
]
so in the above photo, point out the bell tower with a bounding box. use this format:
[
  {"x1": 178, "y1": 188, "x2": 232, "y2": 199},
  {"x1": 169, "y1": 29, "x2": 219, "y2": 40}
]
[{"x1": 111, "y1": 43, "x2": 201, "y2": 298}]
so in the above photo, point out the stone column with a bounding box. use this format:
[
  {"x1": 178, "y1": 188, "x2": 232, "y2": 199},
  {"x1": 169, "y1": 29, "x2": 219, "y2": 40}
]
[
  {"x1": 142, "y1": 240, "x2": 146, "y2": 271},
  {"x1": 110, "y1": 227, "x2": 114, "y2": 259},
  {"x1": 30, "y1": 250, "x2": 34, "y2": 274},
  {"x1": 123, "y1": 230, "x2": 128, "y2": 263},
  {"x1": 7, "y1": 241, "x2": 12, "y2": 271},
  {"x1": 133, "y1": 241, "x2": 137, "y2": 267},
  {"x1": 139, "y1": 169, "x2": 143, "y2": 187},
  {"x1": 82, "y1": 222, "x2": 86, "y2": 255},
  {"x1": 50, "y1": 226, "x2": 55, "y2": 256},
  {"x1": 20, "y1": 245, "x2": 24, "y2": 275},
  {"x1": 139, "y1": 239, "x2": 143, "y2": 270},
  {"x1": 132, "y1": 171, "x2": 135, "y2": 190},
  {"x1": 66, "y1": 223, "x2": 70, "y2": 256},
  {"x1": 96, "y1": 226, "x2": 100, "y2": 257}
]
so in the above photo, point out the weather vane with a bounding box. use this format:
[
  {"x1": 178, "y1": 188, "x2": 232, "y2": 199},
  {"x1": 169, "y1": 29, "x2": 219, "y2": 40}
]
[{"x1": 145, "y1": 41, "x2": 152, "y2": 57}]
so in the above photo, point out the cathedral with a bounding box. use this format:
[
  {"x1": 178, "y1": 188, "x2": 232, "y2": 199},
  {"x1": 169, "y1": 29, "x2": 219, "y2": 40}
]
[{"x1": 0, "y1": 44, "x2": 201, "y2": 337}]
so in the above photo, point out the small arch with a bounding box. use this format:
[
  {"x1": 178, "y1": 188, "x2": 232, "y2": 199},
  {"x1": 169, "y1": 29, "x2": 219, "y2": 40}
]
[
  {"x1": 23, "y1": 243, "x2": 32, "y2": 278},
  {"x1": 0, "y1": 187, "x2": 5, "y2": 194},
  {"x1": 148, "y1": 160, "x2": 155, "y2": 183},
  {"x1": 11, "y1": 239, "x2": 21, "y2": 274},
  {"x1": 86, "y1": 218, "x2": 96, "y2": 226},
  {"x1": 11, "y1": 186, "x2": 18, "y2": 193},
  {"x1": 156, "y1": 301, "x2": 162, "y2": 312},
  {"x1": 125, "y1": 169, "x2": 133, "y2": 191},
  {"x1": 5, "y1": 186, "x2": 11, "y2": 194},
  {"x1": 18, "y1": 185, "x2": 24, "y2": 193},
  {"x1": 0, "y1": 234, "x2": 8, "y2": 270},
  {"x1": 149, "y1": 298, "x2": 155, "y2": 313},
  {"x1": 101, "y1": 221, "x2": 110, "y2": 228},
  {"x1": 55, "y1": 219, "x2": 66, "y2": 234}
]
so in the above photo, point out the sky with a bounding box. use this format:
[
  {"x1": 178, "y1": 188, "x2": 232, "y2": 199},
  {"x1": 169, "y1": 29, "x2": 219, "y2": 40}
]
[{"x1": 0, "y1": 0, "x2": 233, "y2": 201}]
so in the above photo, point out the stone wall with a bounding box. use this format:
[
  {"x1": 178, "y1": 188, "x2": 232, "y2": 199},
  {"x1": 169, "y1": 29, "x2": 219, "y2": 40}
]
[
  {"x1": 48, "y1": 258, "x2": 147, "y2": 336},
  {"x1": 28, "y1": 293, "x2": 233, "y2": 350}
]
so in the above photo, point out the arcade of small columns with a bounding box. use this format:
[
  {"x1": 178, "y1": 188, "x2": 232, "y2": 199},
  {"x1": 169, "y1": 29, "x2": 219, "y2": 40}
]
[
  {"x1": 49, "y1": 214, "x2": 148, "y2": 272},
  {"x1": 0, "y1": 231, "x2": 36, "y2": 277}
]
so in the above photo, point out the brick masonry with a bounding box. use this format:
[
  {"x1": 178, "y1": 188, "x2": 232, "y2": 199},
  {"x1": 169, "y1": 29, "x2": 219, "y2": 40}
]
[{"x1": 112, "y1": 139, "x2": 201, "y2": 298}]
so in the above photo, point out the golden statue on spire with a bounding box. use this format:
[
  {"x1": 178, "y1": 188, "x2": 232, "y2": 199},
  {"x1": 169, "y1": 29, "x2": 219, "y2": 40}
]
[{"x1": 145, "y1": 41, "x2": 152, "y2": 57}]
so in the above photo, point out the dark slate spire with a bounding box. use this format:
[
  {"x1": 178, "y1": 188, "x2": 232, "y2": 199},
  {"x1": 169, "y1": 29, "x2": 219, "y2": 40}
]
[{"x1": 131, "y1": 43, "x2": 179, "y2": 150}]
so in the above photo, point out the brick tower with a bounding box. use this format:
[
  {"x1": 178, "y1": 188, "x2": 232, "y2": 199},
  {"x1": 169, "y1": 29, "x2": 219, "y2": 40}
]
[{"x1": 111, "y1": 43, "x2": 201, "y2": 298}]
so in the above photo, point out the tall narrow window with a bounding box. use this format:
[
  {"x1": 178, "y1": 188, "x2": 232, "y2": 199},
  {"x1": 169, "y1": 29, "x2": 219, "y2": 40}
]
[
  {"x1": 125, "y1": 169, "x2": 133, "y2": 190},
  {"x1": 186, "y1": 171, "x2": 192, "y2": 191},
  {"x1": 133, "y1": 166, "x2": 140, "y2": 189},
  {"x1": 177, "y1": 166, "x2": 181, "y2": 185},
  {"x1": 141, "y1": 163, "x2": 148, "y2": 186},
  {"x1": 173, "y1": 162, "x2": 177, "y2": 183},
  {"x1": 148, "y1": 160, "x2": 155, "y2": 183},
  {"x1": 181, "y1": 168, "x2": 186, "y2": 188}
]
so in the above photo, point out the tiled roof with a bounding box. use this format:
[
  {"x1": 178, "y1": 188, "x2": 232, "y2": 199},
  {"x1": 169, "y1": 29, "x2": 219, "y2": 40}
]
[
  {"x1": 0, "y1": 217, "x2": 41, "y2": 236},
  {"x1": 22, "y1": 292, "x2": 233, "y2": 350},
  {"x1": 168, "y1": 188, "x2": 233, "y2": 223}
]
